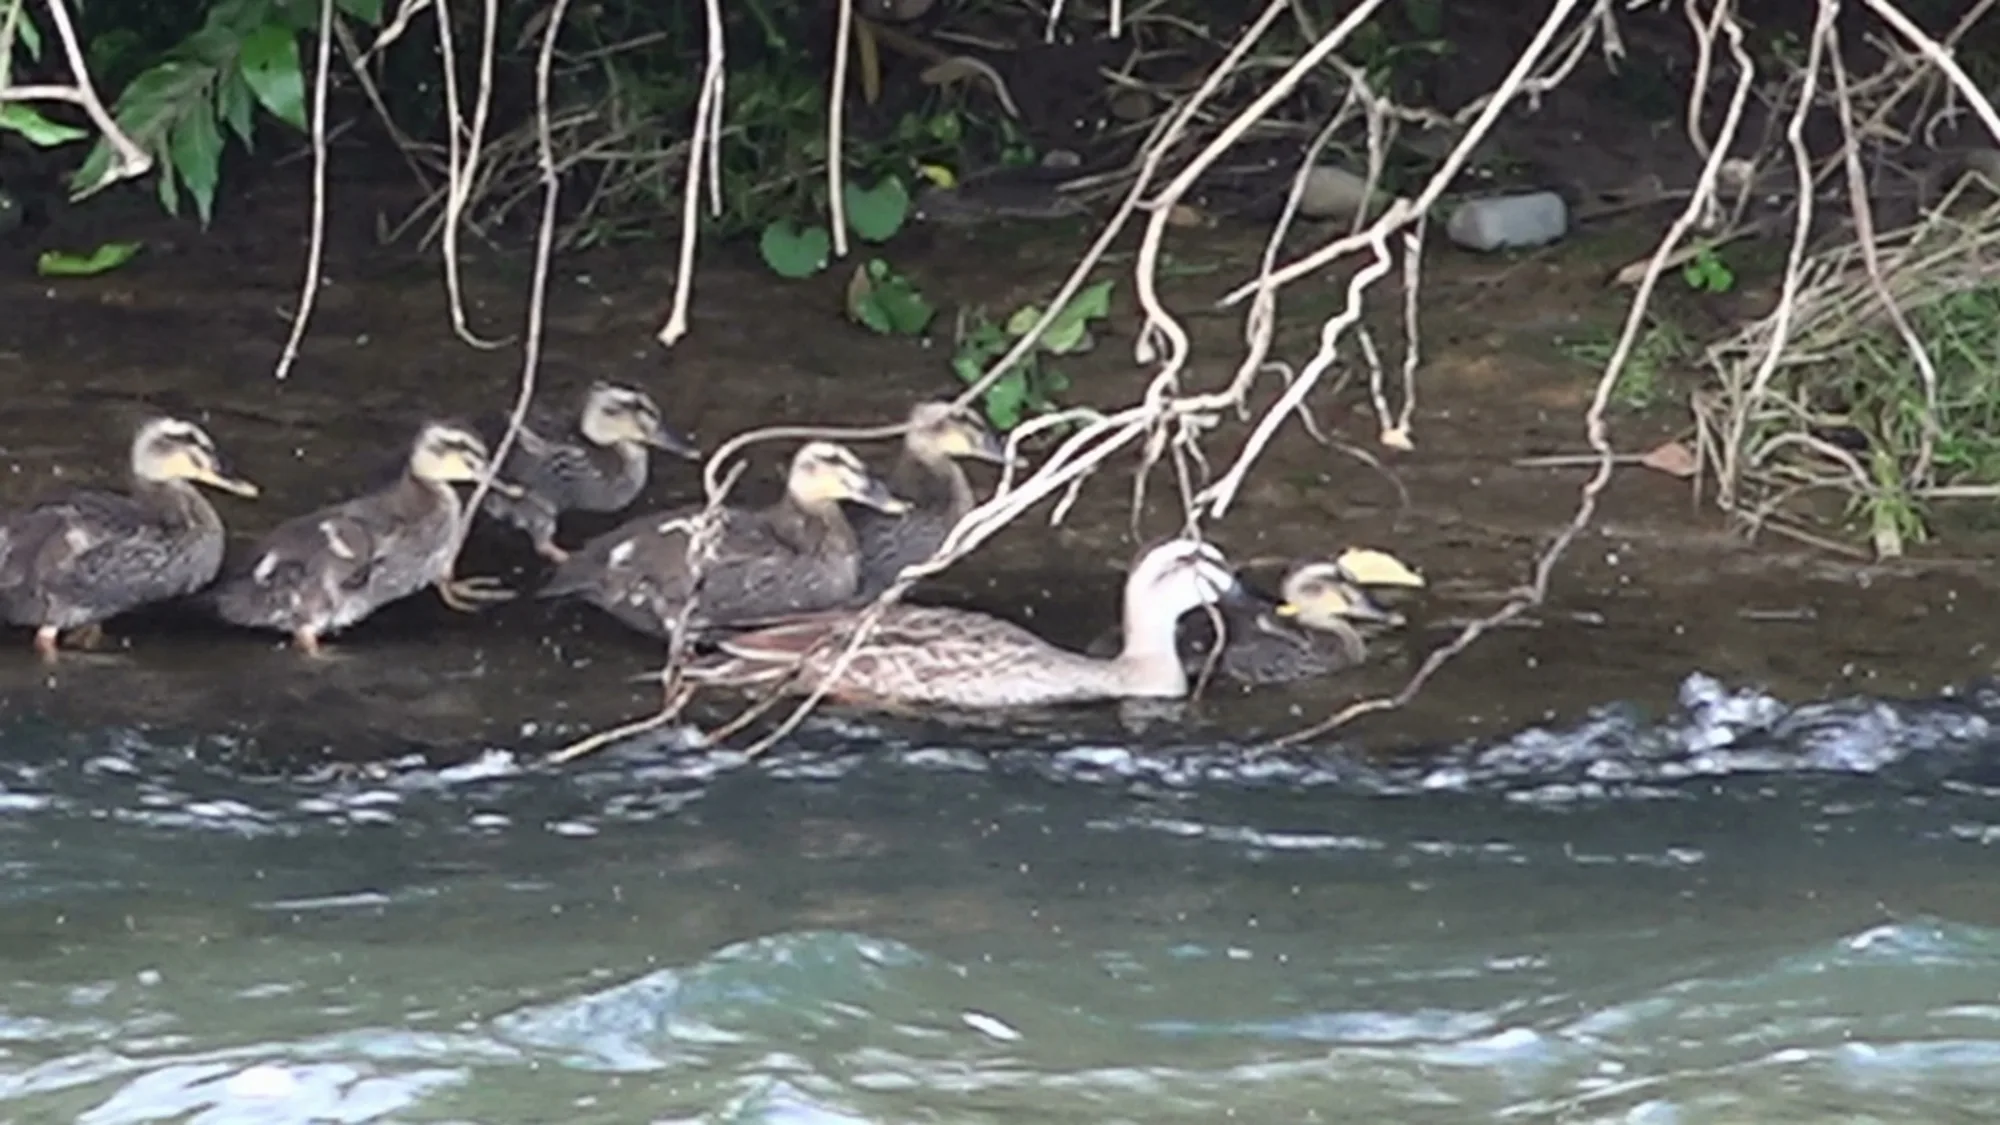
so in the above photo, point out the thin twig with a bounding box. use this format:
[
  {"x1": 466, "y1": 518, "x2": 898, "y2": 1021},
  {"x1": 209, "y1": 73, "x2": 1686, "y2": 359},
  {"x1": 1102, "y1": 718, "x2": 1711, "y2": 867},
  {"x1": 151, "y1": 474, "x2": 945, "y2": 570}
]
[
  {"x1": 272, "y1": 0, "x2": 335, "y2": 382},
  {"x1": 656, "y1": 0, "x2": 725, "y2": 347},
  {"x1": 453, "y1": 0, "x2": 571, "y2": 566}
]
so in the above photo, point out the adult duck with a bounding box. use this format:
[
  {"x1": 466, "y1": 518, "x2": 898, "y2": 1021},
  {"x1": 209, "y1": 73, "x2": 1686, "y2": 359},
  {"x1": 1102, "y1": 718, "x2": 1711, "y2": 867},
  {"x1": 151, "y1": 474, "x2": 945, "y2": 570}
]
[{"x1": 680, "y1": 537, "x2": 1246, "y2": 709}]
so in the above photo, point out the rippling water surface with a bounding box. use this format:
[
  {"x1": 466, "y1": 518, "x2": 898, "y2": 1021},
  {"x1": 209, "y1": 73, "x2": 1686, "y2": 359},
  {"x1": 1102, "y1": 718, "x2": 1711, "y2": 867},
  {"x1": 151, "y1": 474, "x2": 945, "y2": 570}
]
[{"x1": 7, "y1": 673, "x2": 2000, "y2": 1122}]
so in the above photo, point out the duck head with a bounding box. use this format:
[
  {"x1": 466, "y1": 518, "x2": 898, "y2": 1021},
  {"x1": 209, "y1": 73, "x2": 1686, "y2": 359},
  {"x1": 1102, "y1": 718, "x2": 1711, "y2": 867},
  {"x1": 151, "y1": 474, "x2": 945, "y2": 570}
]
[
  {"x1": 132, "y1": 417, "x2": 259, "y2": 498},
  {"x1": 580, "y1": 382, "x2": 700, "y2": 460},
  {"x1": 788, "y1": 441, "x2": 909, "y2": 514},
  {"x1": 904, "y1": 400, "x2": 1005, "y2": 465}
]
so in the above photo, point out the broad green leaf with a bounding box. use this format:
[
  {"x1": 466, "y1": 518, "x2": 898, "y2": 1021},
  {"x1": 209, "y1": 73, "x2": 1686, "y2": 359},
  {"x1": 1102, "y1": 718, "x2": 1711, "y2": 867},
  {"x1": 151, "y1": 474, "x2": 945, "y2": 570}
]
[
  {"x1": 880, "y1": 285, "x2": 933, "y2": 335},
  {"x1": 950, "y1": 354, "x2": 983, "y2": 385},
  {"x1": 37, "y1": 241, "x2": 144, "y2": 277},
  {"x1": 985, "y1": 372, "x2": 1029, "y2": 431},
  {"x1": 758, "y1": 221, "x2": 830, "y2": 279},
  {"x1": 167, "y1": 107, "x2": 225, "y2": 225},
  {"x1": 845, "y1": 260, "x2": 933, "y2": 337},
  {"x1": 854, "y1": 299, "x2": 892, "y2": 335},
  {"x1": 238, "y1": 23, "x2": 307, "y2": 131},
  {"x1": 1004, "y1": 304, "x2": 1043, "y2": 338},
  {"x1": 216, "y1": 68, "x2": 256, "y2": 145},
  {"x1": 71, "y1": 59, "x2": 219, "y2": 198},
  {"x1": 0, "y1": 104, "x2": 88, "y2": 147},
  {"x1": 843, "y1": 176, "x2": 910, "y2": 243},
  {"x1": 1042, "y1": 279, "x2": 1114, "y2": 354}
]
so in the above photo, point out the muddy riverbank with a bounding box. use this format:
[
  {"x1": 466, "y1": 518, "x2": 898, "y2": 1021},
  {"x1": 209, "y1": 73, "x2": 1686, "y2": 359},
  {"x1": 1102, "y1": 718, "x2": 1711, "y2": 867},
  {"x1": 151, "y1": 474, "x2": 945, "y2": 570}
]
[{"x1": 0, "y1": 168, "x2": 1992, "y2": 769}]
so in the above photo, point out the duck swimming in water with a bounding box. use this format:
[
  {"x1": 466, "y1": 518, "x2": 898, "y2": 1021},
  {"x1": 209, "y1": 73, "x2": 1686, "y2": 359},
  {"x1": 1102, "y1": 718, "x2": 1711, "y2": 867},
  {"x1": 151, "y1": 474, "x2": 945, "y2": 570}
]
[
  {"x1": 680, "y1": 537, "x2": 1246, "y2": 710},
  {"x1": 0, "y1": 416, "x2": 258, "y2": 662},
  {"x1": 210, "y1": 421, "x2": 514, "y2": 655},
  {"x1": 1184, "y1": 551, "x2": 1422, "y2": 685}
]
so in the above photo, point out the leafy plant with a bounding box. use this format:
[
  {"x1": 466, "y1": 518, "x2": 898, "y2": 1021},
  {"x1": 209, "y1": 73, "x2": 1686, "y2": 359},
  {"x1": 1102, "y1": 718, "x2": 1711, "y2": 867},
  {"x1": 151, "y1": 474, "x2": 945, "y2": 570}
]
[
  {"x1": 952, "y1": 280, "x2": 1115, "y2": 432},
  {"x1": 757, "y1": 172, "x2": 913, "y2": 279},
  {"x1": 758, "y1": 221, "x2": 831, "y2": 278},
  {"x1": 845, "y1": 258, "x2": 931, "y2": 336},
  {"x1": 842, "y1": 176, "x2": 910, "y2": 242},
  {"x1": 0, "y1": 5, "x2": 70, "y2": 147},
  {"x1": 68, "y1": 0, "x2": 380, "y2": 223},
  {"x1": 1682, "y1": 245, "x2": 1736, "y2": 294}
]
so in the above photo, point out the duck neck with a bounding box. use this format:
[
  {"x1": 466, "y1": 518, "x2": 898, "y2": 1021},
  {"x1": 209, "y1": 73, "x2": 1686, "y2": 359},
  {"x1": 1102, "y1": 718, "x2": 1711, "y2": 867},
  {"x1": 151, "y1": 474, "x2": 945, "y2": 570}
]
[
  {"x1": 1113, "y1": 582, "x2": 1191, "y2": 696},
  {"x1": 892, "y1": 447, "x2": 973, "y2": 518},
  {"x1": 399, "y1": 471, "x2": 463, "y2": 524},
  {"x1": 778, "y1": 492, "x2": 855, "y2": 552},
  {"x1": 134, "y1": 476, "x2": 217, "y2": 530},
  {"x1": 603, "y1": 440, "x2": 647, "y2": 488}
]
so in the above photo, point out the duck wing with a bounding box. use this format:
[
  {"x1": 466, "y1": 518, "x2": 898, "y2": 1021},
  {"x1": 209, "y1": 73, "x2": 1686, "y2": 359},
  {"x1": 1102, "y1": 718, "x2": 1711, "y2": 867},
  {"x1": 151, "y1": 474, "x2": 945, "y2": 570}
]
[
  {"x1": 0, "y1": 488, "x2": 176, "y2": 607},
  {"x1": 476, "y1": 407, "x2": 580, "y2": 498},
  {"x1": 211, "y1": 505, "x2": 381, "y2": 626},
  {"x1": 539, "y1": 507, "x2": 698, "y2": 600},
  {"x1": 695, "y1": 605, "x2": 1052, "y2": 699}
]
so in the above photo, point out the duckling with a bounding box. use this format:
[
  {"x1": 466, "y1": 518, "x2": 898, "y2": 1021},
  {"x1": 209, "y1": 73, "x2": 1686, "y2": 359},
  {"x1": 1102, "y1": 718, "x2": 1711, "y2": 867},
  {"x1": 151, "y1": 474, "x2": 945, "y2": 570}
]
[
  {"x1": 210, "y1": 422, "x2": 516, "y2": 655},
  {"x1": 1185, "y1": 553, "x2": 1421, "y2": 686},
  {"x1": 681, "y1": 537, "x2": 1245, "y2": 710},
  {"x1": 540, "y1": 441, "x2": 908, "y2": 639},
  {"x1": 850, "y1": 401, "x2": 1006, "y2": 600},
  {"x1": 479, "y1": 382, "x2": 701, "y2": 564},
  {"x1": 1084, "y1": 547, "x2": 1426, "y2": 685},
  {"x1": 0, "y1": 417, "x2": 258, "y2": 662}
]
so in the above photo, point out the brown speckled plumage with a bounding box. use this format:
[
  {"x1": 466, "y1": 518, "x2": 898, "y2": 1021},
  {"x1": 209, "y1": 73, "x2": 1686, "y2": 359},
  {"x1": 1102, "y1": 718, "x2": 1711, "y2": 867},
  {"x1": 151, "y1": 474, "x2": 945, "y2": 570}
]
[
  {"x1": 539, "y1": 441, "x2": 907, "y2": 639},
  {"x1": 0, "y1": 417, "x2": 257, "y2": 660}
]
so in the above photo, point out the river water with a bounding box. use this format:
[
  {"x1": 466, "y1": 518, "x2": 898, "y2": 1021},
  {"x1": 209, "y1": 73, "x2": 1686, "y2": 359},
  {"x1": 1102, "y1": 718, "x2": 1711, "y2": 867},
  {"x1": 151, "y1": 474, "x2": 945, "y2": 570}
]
[{"x1": 3, "y1": 672, "x2": 2000, "y2": 1123}]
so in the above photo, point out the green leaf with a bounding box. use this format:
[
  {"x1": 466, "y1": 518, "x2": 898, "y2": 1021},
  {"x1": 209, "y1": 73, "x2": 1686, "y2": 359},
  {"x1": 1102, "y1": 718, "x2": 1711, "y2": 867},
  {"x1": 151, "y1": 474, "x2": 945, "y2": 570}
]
[
  {"x1": 985, "y1": 372, "x2": 1029, "y2": 431},
  {"x1": 37, "y1": 241, "x2": 144, "y2": 277},
  {"x1": 238, "y1": 23, "x2": 306, "y2": 131},
  {"x1": 71, "y1": 59, "x2": 218, "y2": 198},
  {"x1": 335, "y1": 0, "x2": 384, "y2": 24},
  {"x1": 1004, "y1": 304, "x2": 1043, "y2": 338},
  {"x1": 167, "y1": 106, "x2": 225, "y2": 225},
  {"x1": 216, "y1": 69, "x2": 256, "y2": 146},
  {"x1": 156, "y1": 162, "x2": 179, "y2": 214},
  {"x1": 845, "y1": 260, "x2": 934, "y2": 337},
  {"x1": 1042, "y1": 279, "x2": 1114, "y2": 354},
  {"x1": 16, "y1": 10, "x2": 41, "y2": 59},
  {"x1": 0, "y1": 104, "x2": 88, "y2": 147},
  {"x1": 758, "y1": 221, "x2": 831, "y2": 279},
  {"x1": 843, "y1": 176, "x2": 910, "y2": 243}
]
